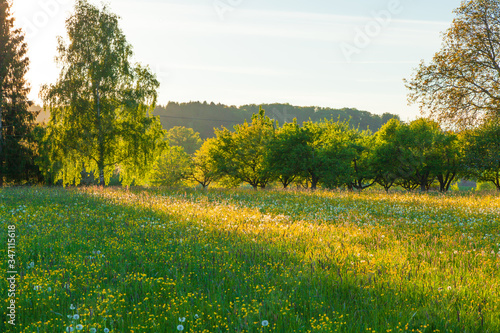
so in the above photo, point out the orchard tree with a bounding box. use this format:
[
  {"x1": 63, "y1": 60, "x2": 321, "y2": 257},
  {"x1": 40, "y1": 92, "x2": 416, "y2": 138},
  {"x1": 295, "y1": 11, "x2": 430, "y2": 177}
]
[
  {"x1": 433, "y1": 131, "x2": 462, "y2": 192},
  {"x1": 0, "y1": 0, "x2": 38, "y2": 185},
  {"x1": 394, "y1": 119, "x2": 443, "y2": 192},
  {"x1": 149, "y1": 146, "x2": 192, "y2": 187},
  {"x1": 406, "y1": 0, "x2": 500, "y2": 128},
  {"x1": 210, "y1": 107, "x2": 275, "y2": 189},
  {"x1": 463, "y1": 120, "x2": 500, "y2": 191},
  {"x1": 265, "y1": 120, "x2": 310, "y2": 188},
  {"x1": 300, "y1": 120, "x2": 357, "y2": 190},
  {"x1": 189, "y1": 138, "x2": 218, "y2": 189},
  {"x1": 348, "y1": 130, "x2": 376, "y2": 191},
  {"x1": 371, "y1": 119, "x2": 402, "y2": 192},
  {"x1": 41, "y1": 0, "x2": 165, "y2": 186}
]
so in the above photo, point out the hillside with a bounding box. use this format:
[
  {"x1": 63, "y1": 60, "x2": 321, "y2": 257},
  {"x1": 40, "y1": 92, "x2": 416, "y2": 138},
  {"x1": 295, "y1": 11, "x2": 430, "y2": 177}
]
[
  {"x1": 154, "y1": 102, "x2": 400, "y2": 139},
  {"x1": 33, "y1": 102, "x2": 400, "y2": 139}
]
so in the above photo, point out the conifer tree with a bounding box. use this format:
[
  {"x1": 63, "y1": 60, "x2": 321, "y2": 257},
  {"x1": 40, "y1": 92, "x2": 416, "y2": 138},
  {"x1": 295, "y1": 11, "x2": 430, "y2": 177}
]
[{"x1": 0, "y1": 0, "x2": 36, "y2": 186}]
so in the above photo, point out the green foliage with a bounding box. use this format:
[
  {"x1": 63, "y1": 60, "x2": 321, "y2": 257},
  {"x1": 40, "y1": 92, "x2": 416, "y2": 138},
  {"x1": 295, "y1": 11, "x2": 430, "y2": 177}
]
[
  {"x1": 166, "y1": 126, "x2": 202, "y2": 155},
  {"x1": 299, "y1": 120, "x2": 359, "y2": 189},
  {"x1": 188, "y1": 137, "x2": 218, "y2": 189},
  {"x1": 149, "y1": 146, "x2": 192, "y2": 187},
  {"x1": 477, "y1": 181, "x2": 497, "y2": 191},
  {"x1": 371, "y1": 119, "x2": 402, "y2": 192},
  {"x1": 41, "y1": 0, "x2": 165, "y2": 187},
  {"x1": 209, "y1": 107, "x2": 275, "y2": 189},
  {"x1": 265, "y1": 120, "x2": 309, "y2": 188},
  {"x1": 462, "y1": 120, "x2": 500, "y2": 191},
  {"x1": 406, "y1": 0, "x2": 500, "y2": 128},
  {"x1": 347, "y1": 130, "x2": 376, "y2": 190},
  {"x1": 0, "y1": 0, "x2": 39, "y2": 185}
]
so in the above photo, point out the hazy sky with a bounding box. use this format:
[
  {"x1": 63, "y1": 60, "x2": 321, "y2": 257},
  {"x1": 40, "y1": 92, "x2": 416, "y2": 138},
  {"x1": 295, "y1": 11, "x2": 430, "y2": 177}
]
[{"x1": 13, "y1": 0, "x2": 461, "y2": 120}]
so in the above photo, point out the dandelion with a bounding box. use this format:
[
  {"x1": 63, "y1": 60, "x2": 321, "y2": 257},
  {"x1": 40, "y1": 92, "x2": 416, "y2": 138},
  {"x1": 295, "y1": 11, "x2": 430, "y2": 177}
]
[
  {"x1": 262, "y1": 320, "x2": 269, "y2": 326},
  {"x1": 90, "y1": 329, "x2": 96, "y2": 333},
  {"x1": 177, "y1": 325, "x2": 184, "y2": 331},
  {"x1": 67, "y1": 315, "x2": 72, "y2": 319},
  {"x1": 179, "y1": 317, "x2": 186, "y2": 322},
  {"x1": 104, "y1": 329, "x2": 110, "y2": 333},
  {"x1": 447, "y1": 286, "x2": 452, "y2": 290},
  {"x1": 66, "y1": 327, "x2": 74, "y2": 332},
  {"x1": 194, "y1": 314, "x2": 199, "y2": 319},
  {"x1": 76, "y1": 324, "x2": 83, "y2": 330},
  {"x1": 73, "y1": 314, "x2": 80, "y2": 320},
  {"x1": 34, "y1": 285, "x2": 41, "y2": 291},
  {"x1": 47, "y1": 287, "x2": 52, "y2": 292}
]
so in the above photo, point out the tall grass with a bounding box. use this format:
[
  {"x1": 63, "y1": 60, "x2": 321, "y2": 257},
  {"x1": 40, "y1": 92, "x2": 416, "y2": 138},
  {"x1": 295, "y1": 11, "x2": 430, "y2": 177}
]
[{"x1": 0, "y1": 187, "x2": 499, "y2": 332}]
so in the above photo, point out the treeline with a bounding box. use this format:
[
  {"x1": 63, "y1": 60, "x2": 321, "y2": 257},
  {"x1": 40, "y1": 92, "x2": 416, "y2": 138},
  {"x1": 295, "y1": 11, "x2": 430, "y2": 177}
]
[
  {"x1": 151, "y1": 108, "x2": 500, "y2": 192},
  {"x1": 154, "y1": 102, "x2": 400, "y2": 139}
]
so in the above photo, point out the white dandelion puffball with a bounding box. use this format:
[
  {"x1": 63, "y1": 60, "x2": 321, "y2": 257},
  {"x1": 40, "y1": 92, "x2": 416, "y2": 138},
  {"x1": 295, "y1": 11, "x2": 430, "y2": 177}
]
[
  {"x1": 262, "y1": 320, "x2": 269, "y2": 326},
  {"x1": 177, "y1": 324, "x2": 184, "y2": 331}
]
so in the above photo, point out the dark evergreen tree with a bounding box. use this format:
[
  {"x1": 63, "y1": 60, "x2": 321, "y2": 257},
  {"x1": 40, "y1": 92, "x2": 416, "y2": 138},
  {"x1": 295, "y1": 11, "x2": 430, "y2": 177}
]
[{"x1": 0, "y1": 0, "x2": 37, "y2": 186}]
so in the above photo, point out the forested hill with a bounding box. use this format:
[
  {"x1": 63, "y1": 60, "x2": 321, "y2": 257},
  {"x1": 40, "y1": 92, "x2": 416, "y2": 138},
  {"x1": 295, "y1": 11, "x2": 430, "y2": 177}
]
[{"x1": 154, "y1": 102, "x2": 400, "y2": 139}]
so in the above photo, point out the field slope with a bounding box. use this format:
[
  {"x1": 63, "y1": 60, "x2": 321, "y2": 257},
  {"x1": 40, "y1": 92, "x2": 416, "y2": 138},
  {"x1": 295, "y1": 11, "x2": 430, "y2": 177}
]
[{"x1": 1, "y1": 187, "x2": 499, "y2": 332}]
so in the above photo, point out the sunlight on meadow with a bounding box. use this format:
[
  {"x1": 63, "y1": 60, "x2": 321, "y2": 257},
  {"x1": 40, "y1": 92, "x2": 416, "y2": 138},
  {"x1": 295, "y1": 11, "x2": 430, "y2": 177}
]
[{"x1": 1, "y1": 187, "x2": 499, "y2": 332}]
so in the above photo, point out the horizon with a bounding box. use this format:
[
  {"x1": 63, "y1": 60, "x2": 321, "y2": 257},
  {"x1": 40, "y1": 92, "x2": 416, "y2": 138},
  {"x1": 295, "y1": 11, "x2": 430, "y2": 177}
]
[{"x1": 14, "y1": 0, "x2": 461, "y2": 122}]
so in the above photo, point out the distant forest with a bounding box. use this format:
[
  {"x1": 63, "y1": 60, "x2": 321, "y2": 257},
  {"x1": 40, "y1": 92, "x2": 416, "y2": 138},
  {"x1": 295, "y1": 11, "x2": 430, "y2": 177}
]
[{"x1": 154, "y1": 102, "x2": 400, "y2": 139}]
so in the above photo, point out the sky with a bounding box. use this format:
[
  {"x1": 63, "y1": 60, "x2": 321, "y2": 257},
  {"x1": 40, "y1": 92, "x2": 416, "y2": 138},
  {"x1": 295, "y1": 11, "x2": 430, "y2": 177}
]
[{"x1": 12, "y1": 0, "x2": 461, "y2": 120}]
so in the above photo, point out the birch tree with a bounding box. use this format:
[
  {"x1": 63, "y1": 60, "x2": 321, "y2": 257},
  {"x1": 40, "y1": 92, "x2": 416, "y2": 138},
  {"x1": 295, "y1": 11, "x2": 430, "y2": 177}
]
[{"x1": 41, "y1": 0, "x2": 165, "y2": 186}]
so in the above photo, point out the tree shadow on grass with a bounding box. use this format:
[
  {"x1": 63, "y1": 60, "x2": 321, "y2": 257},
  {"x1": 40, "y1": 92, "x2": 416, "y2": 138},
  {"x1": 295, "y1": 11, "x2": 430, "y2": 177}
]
[{"x1": 0, "y1": 187, "x2": 493, "y2": 332}]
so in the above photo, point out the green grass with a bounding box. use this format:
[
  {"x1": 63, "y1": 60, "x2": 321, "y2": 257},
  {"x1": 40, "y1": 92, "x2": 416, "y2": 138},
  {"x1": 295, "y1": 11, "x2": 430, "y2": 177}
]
[{"x1": 0, "y1": 187, "x2": 499, "y2": 332}]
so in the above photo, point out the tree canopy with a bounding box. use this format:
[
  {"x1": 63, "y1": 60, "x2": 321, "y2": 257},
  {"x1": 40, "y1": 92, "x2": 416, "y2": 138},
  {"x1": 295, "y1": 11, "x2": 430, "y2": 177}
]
[
  {"x1": 406, "y1": 0, "x2": 500, "y2": 128},
  {"x1": 41, "y1": 0, "x2": 165, "y2": 186},
  {"x1": 0, "y1": 0, "x2": 38, "y2": 186}
]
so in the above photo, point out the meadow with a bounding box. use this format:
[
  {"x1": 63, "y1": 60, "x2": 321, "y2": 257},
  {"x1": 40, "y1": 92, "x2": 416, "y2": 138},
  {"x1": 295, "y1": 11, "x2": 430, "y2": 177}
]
[{"x1": 1, "y1": 187, "x2": 499, "y2": 333}]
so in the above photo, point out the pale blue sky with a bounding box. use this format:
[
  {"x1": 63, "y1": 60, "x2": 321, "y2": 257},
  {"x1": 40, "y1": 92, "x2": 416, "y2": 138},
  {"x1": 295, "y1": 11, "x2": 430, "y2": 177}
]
[{"x1": 14, "y1": 0, "x2": 461, "y2": 120}]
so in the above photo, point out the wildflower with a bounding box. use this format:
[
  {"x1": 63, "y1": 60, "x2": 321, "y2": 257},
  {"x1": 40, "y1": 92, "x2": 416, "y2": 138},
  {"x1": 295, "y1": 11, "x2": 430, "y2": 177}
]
[
  {"x1": 104, "y1": 329, "x2": 110, "y2": 333},
  {"x1": 73, "y1": 314, "x2": 80, "y2": 320},
  {"x1": 179, "y1": 317, "x2": 186, "y2": 322},
  {"x1": 447, "y1": 286, "x2": 452, "y2": 290},
  {"x1": 177, "y1": 325, "x2": 184, "y2": 331},
  {"x1": 90, "y1": 329, "x2": 97, "y2": 333},
  {"x1": 70, "y1": 304, "x2": 76, "y2": 310},
  {"x1": 262, "y1": 320, "x2": 269, "y2": 326},
  {"x1": 34, "y1": 285, "x2": 41, "y2": 291},
  {"x1": 194, "y1": 314, "x2": 199, "y2": 319},
  {"x1": 66, "y1": 327, "x2": 74, "y2": 332},
  {"x1": 47, "y1": 287, "x2": 52, "y2": 292},
  {"x1": 76, "y1": 324, "x2": 83, "y2": 330}
]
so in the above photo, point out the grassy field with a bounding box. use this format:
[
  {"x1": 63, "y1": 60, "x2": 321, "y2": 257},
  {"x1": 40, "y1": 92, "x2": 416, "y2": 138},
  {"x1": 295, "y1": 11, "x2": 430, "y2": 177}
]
[{"x1": 1, "y1": 187, "x2": 499, "y2": 333}]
